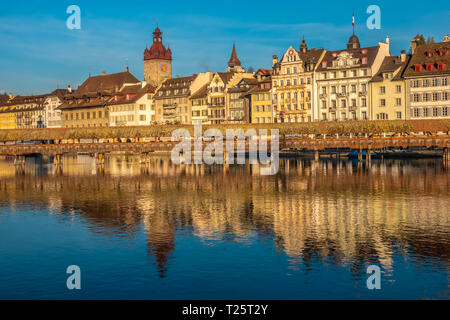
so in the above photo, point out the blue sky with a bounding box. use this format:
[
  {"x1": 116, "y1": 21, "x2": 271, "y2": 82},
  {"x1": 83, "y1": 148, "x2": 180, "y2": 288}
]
[{"x1": 1, "y1": 0, "x2": 449, "y2": 95}]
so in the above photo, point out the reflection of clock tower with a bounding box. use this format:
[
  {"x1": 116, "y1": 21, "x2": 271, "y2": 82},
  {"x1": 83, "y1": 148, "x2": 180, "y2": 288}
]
[{"x1": 144, "y1": 26, "x2": 172, "y2": 87}]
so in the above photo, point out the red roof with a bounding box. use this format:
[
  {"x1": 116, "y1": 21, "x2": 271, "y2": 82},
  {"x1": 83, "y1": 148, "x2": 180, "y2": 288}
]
[{"x1": 144, "y1": 26, "x2": 172, "y2": 61}]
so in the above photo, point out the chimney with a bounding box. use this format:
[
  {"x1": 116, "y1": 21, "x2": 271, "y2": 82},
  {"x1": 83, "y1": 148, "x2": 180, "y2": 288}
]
[
  {"x1": 102, "y1": 71, "x2": 107, "y2": 75},
  {"x1": 9, "y1": 93, "x2": 13, "y2": 99},
  {"x1": 385, "y1": 36, "x2": 390, "y2": 44},
  {"x1": 67, "y1": 85, "x2": 72, "y2": 93},
  {"x1": 410, "y1": 39, "x2": 417, "y2": 55},
  {"x1": 272, "y1": 55, "x2": 278, "y2": 67},
  {"x1": 401, "y1": 50, "x2": 406, "y2": 62}
]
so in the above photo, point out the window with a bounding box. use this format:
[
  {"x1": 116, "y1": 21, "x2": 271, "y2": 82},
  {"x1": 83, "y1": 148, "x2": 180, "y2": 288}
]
[
  {"x1": 380, "y1": 86, "x2": 386, "y2": 94},
  {"x1": 331, "y1": 86, "x2": 336, "y2": 94},
  {"x1": 380, "y1": 99, "x2": 386, "y2": 107},
  {"x1": 352, "y1": 99, "x2": 356, "y2": 107},
  {"x1": 396, "y1": 85, "x2": 401, "y2": 93},
  {"x1": 361, "y1": 84, "x2": 367, "y2": 92},
  {"x1": 362, "y1": 112, "x2": 367, "y2": 120},
  {"x1": 351, "y1": 85, "x2": 356, "y2": 93},
  {"x1": 423, "y1": 79, "x2": 430, "y2": 87},
  {"x1": 396, "y1": 98, "x2": 401, "y2": 106},
  {"x1": 433, "y1": 107, "x2": 439, "y2": 117},
  {"x1": 423, "y1": 108, "x2": 429, "y2": 117},
  {"x1": 443, "y1": 78, "x2": 448, "y2": 86},
  {"x1": 413, "y1": 93, "x2": 420, "y2": 102},
  {"x1": 341, "y1": 100, "x2": 346, "y2": 108},
  {"x1": 396, "y1": 112, "x2": 402, "y2": 119},
  {"x1": 433, "y1": 93, "x2": 439, "y2": 101},
  {"x1": 443, "y1": 107, "x2": 448, "y2": 116},
  {"x1": 362, "y1": 98, "x2": 367, "y2": 107},
  {"x1": 432, "y1": 79, "x2": 439, "y2": 86},
  {"x1": 443, "y1": 92, "x2": 449, "y2": 100}
]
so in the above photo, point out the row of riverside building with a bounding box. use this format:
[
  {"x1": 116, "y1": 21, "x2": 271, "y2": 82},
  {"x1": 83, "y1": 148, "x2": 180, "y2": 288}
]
[{"x1": 1, "y1": 26, "x2": 450, "y2": 130}]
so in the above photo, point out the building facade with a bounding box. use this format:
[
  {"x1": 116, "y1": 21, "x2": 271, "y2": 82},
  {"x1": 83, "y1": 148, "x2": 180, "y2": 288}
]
[
  {"x1": 403, "y1": 38, "x2": 450, "y2": 119},
  {"x1": 227, "y1": 77, "x2": 258, "y2": 123},
  {"x1": 272, "y1": 38, "x2": 326, "y2": 123},
  {"x1": 315, "y1": 33, "x2": 390, "y2": 121},
  {"x1": 190, "y1": 84, "x2": 210, "y2": 125},
  {"x1": 59, "y1": 71, "x2": 140, "y2": 128},
  {"x1": 369, "y1": 53, "x2": 410, "y2": 120},
  {"x1": 44, "y1": 89, "x2": 69, "y2": 128},
  {"x1": 12, "y1": 95, "x2": 47, "y2": 129},
  {"x1": 247, "y1": 69, "x2": 273, "y2": 123},
  {"x1": 107, "y1": 82, "x2": 156, "y2": 126},
  {"x1": 154, "y1": 76, "x2": 195, "y2": 124},
  {"x1": 0, "y1": 94, "x2": 15, "y2": 129}
]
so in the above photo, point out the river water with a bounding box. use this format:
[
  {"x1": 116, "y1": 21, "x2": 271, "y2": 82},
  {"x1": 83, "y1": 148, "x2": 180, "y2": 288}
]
[{"x1": 0, "y1": 155, "x2": 448, "y2": 299}]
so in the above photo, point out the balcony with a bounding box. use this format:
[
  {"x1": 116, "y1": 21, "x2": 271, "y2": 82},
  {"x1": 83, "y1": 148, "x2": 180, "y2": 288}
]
[
  {"x1": 319, "y1": 93, "x2": 327, "y2": 99},
  {"x1": 337, "y1": 92, "x2": 347, "y2": 97},
  {"x1": 359, "y1": 91, "x2": 367, "y2": 97}
]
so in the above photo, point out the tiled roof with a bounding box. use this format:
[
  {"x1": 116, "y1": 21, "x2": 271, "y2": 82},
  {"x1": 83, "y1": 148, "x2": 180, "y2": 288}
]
[
  {"x1": 403, "y1": 41, "x2": 450, "y2": 77},
  {"x1": 370, "y1": 55, "x2": 410, "y2": 82},
  {"x1": 107, "y1": 83, "x2": 156, "y2": 106},
  {"x1": 76, "y1": 71, "x2": 140, "y2": 94},
  {"x1": 217, "y1": 72, "x2": 235, "y2": 85},
  {"x1": 154, "y1": 75, "x2": 195, "y2": 99},
  {"x1": 190, "y1": 84, "x2": 208, "y2": 100},
  {"x1": 316, "y1": 46, "x2": 380, "y2": 71}
]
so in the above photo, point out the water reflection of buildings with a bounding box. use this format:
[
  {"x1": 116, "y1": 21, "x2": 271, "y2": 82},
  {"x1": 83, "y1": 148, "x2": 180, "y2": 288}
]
[{"x1": 0, "y1": 156, "x2": 448, "y2": 277}]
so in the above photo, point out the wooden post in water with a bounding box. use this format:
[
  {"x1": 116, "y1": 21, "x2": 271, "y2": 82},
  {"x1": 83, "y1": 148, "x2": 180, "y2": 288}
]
[{"x1": 366, "y1": 148, "x2": 372, "y2": 168}]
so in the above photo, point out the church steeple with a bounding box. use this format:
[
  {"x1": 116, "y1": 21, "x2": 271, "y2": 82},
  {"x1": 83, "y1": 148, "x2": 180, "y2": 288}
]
[
  {"x1": 227, "y1": 43, "x2": 244, "y2": 72},
  {"x1": 299, "y1": 35, "x2": 308, "y2": 53}
]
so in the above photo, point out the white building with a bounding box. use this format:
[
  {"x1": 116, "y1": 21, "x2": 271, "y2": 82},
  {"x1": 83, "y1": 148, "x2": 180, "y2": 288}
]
[
  {"x1": 108, "y1": 82, "x2": 156, "y2": 126},
  {"x1": 44, "y1": 88, "x2": 69, "y2": 128},
  {"x1": 315, "y1": 33, "x2": 390, "y2": 121}
]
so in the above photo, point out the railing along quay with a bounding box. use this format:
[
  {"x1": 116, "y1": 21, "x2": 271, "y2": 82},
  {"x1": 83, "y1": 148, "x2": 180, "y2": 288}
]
[{"x1": 1, "y1": 135, "x2": 450, "y2": 156}]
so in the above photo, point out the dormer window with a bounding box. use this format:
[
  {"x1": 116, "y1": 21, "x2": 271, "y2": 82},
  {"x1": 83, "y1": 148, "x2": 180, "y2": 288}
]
[
  {"x1": 438, "y1": 62, "x2": 447, "y2": 70},
  {"x1": 425, "y1": 63, "x2": 434, "y2": 71},
  {"x1": 332, "y1": 52, "x2": 337, "y2": 57},
  {"x1": 414, "y1": 64, "x2": 423, "y2": 72},
  {"x1": 322, "y1": 61, "x2": 327, "y2": 68},
  {"x1": 426, "y1": 51, "x2": 434, "y2": 57},
  {"x1": 362, "y1": 57, "x2": 368, "y2": 64},
  {"x1": 361, "y1": 49, "x2": 368, "y2": 54},
  {"x1": 438, "y1": 49, "x2": 448, "y2": 56}
]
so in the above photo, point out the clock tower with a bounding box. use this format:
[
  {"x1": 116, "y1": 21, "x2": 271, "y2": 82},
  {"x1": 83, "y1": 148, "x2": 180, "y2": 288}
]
[{"x1": 144, "y1": 26, "x2": 172, "y2": 87}]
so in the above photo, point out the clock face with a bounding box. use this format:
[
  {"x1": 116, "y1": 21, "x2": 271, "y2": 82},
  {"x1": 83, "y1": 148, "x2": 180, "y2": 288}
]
[
  {"x1": 160, "y1": 63, "x2": 168, "y2": 74},
  {"x1": 289, "y1": 49, "x2": 294, "y2": 55}
]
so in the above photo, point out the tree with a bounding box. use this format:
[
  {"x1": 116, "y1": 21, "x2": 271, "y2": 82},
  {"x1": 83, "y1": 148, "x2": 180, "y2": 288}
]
[{"x1": 247, "y1": 66, "x2": 255, "y2": 73}]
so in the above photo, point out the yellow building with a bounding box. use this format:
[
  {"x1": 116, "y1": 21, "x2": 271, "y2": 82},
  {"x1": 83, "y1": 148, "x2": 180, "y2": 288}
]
[
  {"x1": 272, "y1": 39, "x2": 326, "y2": 123},
  {"x1": 369, "y1": 53, "x2": 410, "y2": 120},
  {"x1": 0, "y1": 94, "x2": 15, "y2": 129},
  {"x1": 247, "y1": 69, "x2": 273, "y2": 123},
  {"x1": 0, "y1": 106, "x2": 16, "y2": 129}
]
